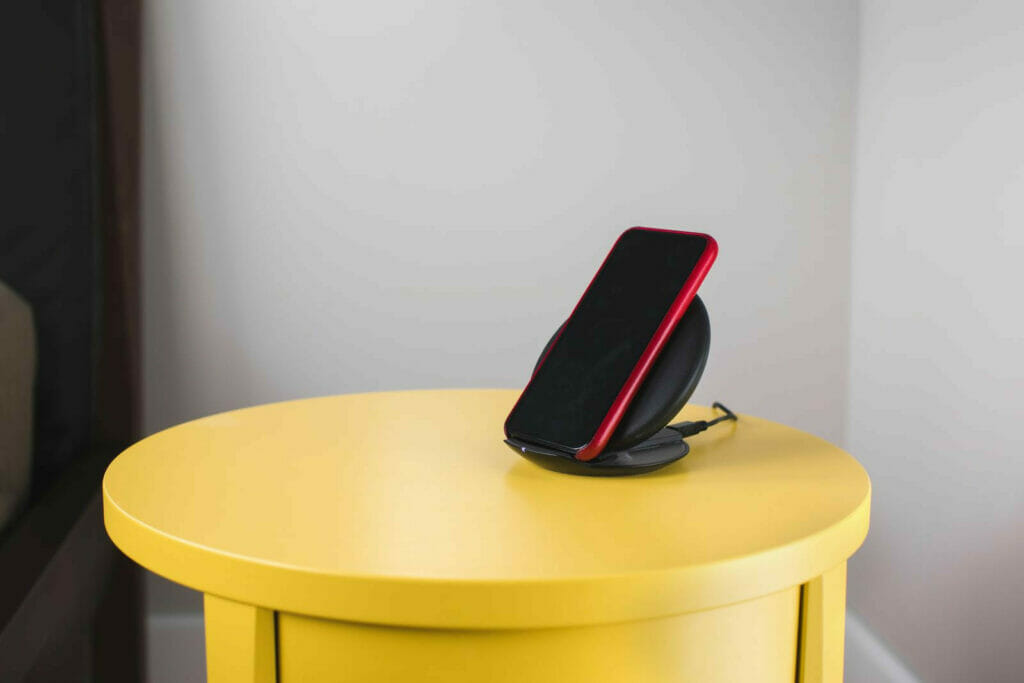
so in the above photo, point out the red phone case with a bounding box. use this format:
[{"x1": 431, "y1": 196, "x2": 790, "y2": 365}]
[{"x1": 513, "y1": 227, "x2": 717, "y2": 462}]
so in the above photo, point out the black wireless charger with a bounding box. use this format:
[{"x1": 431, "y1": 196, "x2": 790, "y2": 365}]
[{"x1": 505, "y1": 295, "x2": 722, "y2": 476}]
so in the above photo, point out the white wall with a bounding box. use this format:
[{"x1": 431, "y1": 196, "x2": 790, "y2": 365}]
[
  {"x1": 847, "y1": 2, "x2": 1024, "y2": 682},
  {"x1": 140, "y1": 0, "x2": 859, "y2": 662},
  {"x1": 142, "y1": 0, "x2": 857, "y2": 445}
]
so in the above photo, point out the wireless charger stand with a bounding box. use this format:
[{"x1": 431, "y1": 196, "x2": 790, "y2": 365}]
[{"x1": 505, "y1": 295, "x2": 711, "y2": 476}]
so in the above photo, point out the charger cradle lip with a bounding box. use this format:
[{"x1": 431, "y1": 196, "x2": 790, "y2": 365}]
[{"x1": 505, "y1": 428, "x2": 689, "y2": 477}]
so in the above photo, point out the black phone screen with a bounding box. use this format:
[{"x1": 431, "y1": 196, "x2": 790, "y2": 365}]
[{"x1": 504, "y1": 228, "x2": 710, "y2": 453}]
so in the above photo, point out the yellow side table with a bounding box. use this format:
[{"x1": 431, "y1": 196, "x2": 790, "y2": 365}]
[{"x1": 103, "y1": 389, "x2": 869, "y2": 682}]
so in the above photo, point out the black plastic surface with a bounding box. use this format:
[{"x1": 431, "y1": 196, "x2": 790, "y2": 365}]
[
  {"x1": 532, "y1": 295, "x2": 711, "y2": 453},
  {"x1": 511, "y1": 295, "x2": 711, "y2": 475},
  {"x1": 506, "y1": 231, "x2": 711, "y2": 451},
  {"x1": 505, "y1": 429, "x2": 689, "y2": 476}
]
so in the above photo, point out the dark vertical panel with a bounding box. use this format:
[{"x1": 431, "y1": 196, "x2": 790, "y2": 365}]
[
  {"x1": 92, "y1": 553, "x2": 144, "y2": 682},
  {"x1": 94, "y1": 0, "x2": 141, "y2": 447},
  {"x1": 0, "y1": 1, "x2": 98, "y2": 494},
  {"x1": 93, "y1": 1, "x2": 144, "y2": 680},
  {"x1": 0, "y1": 0, "x2": 144, "y2": 679}
]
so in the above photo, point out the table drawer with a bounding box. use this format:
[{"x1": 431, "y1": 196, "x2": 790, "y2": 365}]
[{"x1": 277, "y1": 585, "x2": 799, "y2": 683}]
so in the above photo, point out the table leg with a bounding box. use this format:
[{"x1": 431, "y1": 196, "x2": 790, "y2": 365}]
[
  {"x1": 798, "y1": 561, "x2": 847, "y2": 683},
  {"x1": 204, "y1": 594, "x2": 276, "y2": 683}
]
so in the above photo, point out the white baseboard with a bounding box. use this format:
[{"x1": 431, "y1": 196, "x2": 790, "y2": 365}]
[
  {"x1": 146, "y1": 609, "x2": 920, "y2": 683},
  {"x1": 845, "y1": 611, "x2": 921, "y2": 683}
]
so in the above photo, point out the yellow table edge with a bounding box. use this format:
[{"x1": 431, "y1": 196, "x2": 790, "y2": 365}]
[{"x1": 103, "y1": 392, "x2": 870, "y2": 631}]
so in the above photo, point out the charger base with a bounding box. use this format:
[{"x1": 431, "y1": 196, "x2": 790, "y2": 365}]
[{"x1": 505, "y1": 428, "x2": 689, "y2": 477}]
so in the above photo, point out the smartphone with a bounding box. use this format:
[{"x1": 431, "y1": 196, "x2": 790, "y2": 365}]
[{"x1": 504, "y1": 227, "x2": 717, "y2": 461}]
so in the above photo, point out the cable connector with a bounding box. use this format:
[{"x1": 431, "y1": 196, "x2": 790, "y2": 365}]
[{"x1": 666, "y1": 402, "x2": 737, "y2": 438}]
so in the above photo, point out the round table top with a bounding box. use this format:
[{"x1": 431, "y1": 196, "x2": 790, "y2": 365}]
[{"x1": 103, "y1": 389, "x2": 869, "y2": 629}]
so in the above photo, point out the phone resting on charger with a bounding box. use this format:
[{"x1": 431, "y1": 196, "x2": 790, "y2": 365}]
[{"x1": 503, "y1": 227, "x2": 717, "y2": 462}]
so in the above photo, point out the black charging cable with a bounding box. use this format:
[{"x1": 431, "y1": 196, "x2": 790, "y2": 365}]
[{"x1": 666, "y1": 402, "x2": 738, "y2": 438}]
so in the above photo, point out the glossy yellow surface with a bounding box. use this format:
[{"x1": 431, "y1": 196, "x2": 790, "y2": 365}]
[
  {"x1": 277, "y1": 586, "x2": 800, "y2": 683},
  {"x1": 105, "y1": 389, "x2": 868, "y2": 681},
  {"x1": 800, "y1": 561, "x2": 849, "y2": 683},
  {"x1": 103, "y1": 389, "x2": 870, "y2": 630},
  {"x1": 203, "y1": 595, "x2": 274, "y2": 683}
]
